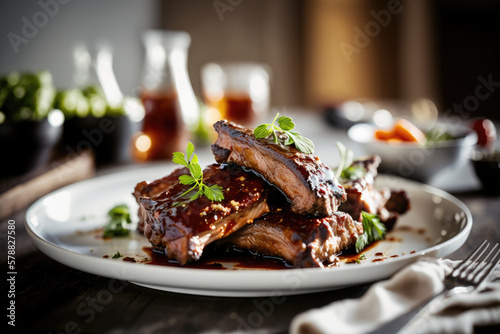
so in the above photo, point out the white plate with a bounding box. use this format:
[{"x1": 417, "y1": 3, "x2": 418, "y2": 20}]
[{"x1": 25, "y1": 163, "x2": 472, "y2": 297}]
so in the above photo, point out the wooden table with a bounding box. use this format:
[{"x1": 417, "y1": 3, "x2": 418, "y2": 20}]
[{"x1": 3, "y1": 114, "x2": 500, "y2": 334}]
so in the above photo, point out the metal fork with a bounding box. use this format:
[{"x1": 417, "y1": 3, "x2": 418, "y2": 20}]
[{"x1": 369, "y1": 240, "x2": 500, "y2": 334}]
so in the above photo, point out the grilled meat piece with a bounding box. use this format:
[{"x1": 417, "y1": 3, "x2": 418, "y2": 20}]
[
  {"x1": 212, "y1": 120, "x2": 346, "y2": 217},
  {"x1": 133, "y1": 167, "x2": 189, "y2": 233},
  {"x1": 133, "y1": 166, "x2": 223, "y2": 233},
  {"x1": 339, "y1": 156, "x2": 384, "y2": 222},
  {"x1": 221, "y1": 205, "x2": 363, "y2": 268},
  {"x1": 385, "y1": 190, "x2": 411, "y2": 215},
  {"x1": 338, "y1": 156, "x2": 410, "y2": 230},
  {"x1": 139, "y1": 163, "x2": 270, "y2": 265},
  {"x1": 383, "y1": 190, "x2": 411, "y2": 230}
]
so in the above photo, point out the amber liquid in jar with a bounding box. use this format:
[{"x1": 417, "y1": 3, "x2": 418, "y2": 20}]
[
  {"x1": 140, "y1": 91, "x2": 187, "y2": 160},
  {"x1": 223, "y1": 93, "x2": 254, "y2": 125},
  {"x1": 206, "y1": 93, "x2": 255, "y2": 126}
]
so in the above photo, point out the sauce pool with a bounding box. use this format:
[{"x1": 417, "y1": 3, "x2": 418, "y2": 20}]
[
  {"x1": 142, "y1": 239, "x2": 394, "y2": 269},
  {"x1": 142, "y1": 246, "x2": 293, "y2": 270}
]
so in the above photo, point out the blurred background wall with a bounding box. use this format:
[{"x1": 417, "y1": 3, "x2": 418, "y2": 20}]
[
  {"x1": 0, "y1": 0, "x2": 160, "y2": 96},
  {"x1": 159, "y1": 0, "x2": 303, "y2": 107},
  {"x1": 1, "y1": 0, "x2": 499, "y2": 119}
]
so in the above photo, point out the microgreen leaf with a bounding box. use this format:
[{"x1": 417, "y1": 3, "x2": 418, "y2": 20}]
[
  {"x1": 355, "y1": 211, "x2": 386, "y2": 253},
  {"x1": 179, "y1": 175, "x2": 196, "y2": 185},
  {"x1": 203, "y1": 186, "x2": 214, "y2": 200},
  {"x1": 283, "y1": 135, "x2": 294, "y2": 146},
  {"x1": 172, "y1": 152, "x2": 187, "y2": 167},
  {"x1": 335, "y1": 142, "x2": 349, "y2": 180},
  {"x1": 277, "y1": 116, "x2": 295, "y2": 131},
  {"x1": 342, "y1": 165, "x2": 366, "y2": 181},
  {"x1": 210, "y1": 185, "x2": 225, "y2": 202},
  {"x1": 355, "y1": 234, "x2": 369, "y2": 254},
  {"x1": 172, "y1": 142, "x2": 224, "y2": 202},
  {"x1": 253, "y1": 113, "x2": 315, "y2": 154},
  {"x1": 191, "y1": 163, "x2": 203, "y2": 180},
  {"x1": 288, "y1": 131, "x2": 315, "y2": 154},
  {"x1": 254, "y1": 124, "x2": 272, "y2": 138},
  {"x1": 186, "y1": 141, "x2": 195, "y2": 161},
  {"x1": 335, "y1": 142, "x2": 368, "y2": 181}
]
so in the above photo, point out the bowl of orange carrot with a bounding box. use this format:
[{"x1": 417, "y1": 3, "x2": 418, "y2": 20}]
[{"x1": 348, "y1": 119, "x2": 477, "y2": 181}]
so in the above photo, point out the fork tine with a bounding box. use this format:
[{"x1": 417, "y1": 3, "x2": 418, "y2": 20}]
[
  {"x1": 452, "y1": 240, "x2": 488, "y2": 277},
  {"x1": 472, "y1": 244, "x2": 500, "y2": 285},
  {"x1": 462, "y1": 242, "x2": 492, "y2": 278},
  {"x1": 468, "y1": 243, "x2": 498, "y2": 281}
]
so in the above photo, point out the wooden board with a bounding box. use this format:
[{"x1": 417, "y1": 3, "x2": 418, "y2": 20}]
[{"x1": 0, "y1": 150, "x2": 95, "y2": 219}]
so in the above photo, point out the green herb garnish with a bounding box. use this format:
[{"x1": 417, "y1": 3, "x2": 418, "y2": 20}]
[
  {"x1": 342, "y1": 165, "x2": 366, "y2": 181},
  {"x1": 335, "y1": 142, "x2": 368, "y2": 181},
  {"x1": 103, "y1": 204, "x2": 132, "y2": 238},
  {"x1": 172, "y1": 142, "x2": 224, "y2": 202},
  {"x1": 425, "y1": 127, "x2": 456, "y2": 145},
  {"x1": 253, "y1": 113, "x2": 315, "y2": 154},
  {"x1": 355, "y1": 211, "x2": 386, "y2": 253},
  {"x1": 356, "y1": 254, "x2": 366, "y2": 264},
  {"x1": 335, "y1": 142, "x2": 354, "y2": 180},
  {"x1": 112, "y1": 251, "x2": 124, "y2": 259}
]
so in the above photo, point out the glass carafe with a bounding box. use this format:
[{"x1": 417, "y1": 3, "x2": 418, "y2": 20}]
[{"x1": 137, "y1": 30, "x2": 199, "y2": 161}]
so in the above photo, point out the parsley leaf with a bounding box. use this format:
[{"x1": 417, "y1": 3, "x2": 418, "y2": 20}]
[
  {"x1": 335, "y1": 142, "x2": 368, "y2": 181},
  {"x1": 335, "y1": 142, "x2": 354, "y2": 180},
  {"x1": 253, "y1": 113, "x2": 315, "y2": 154},
  {"x1": 172, "y1": 142, "x2": 224, "y2": 202},
  {"x1": 277, "y1": 115, "x2": 295, "y2": 131},
  {"x1": 356, "y1": 254, "x2": 366, "y2": 264},
  {"x1": 355, "y1": 211, "x2": 386, "y2": 253},
  {"x1": 342, "y1": 164, "x2": 366, "y2": 181},
  {"x1": 103, "y1": 204, "x2": 132, "y2": 238},
  {"x1": 254, "y1": 124, "x2": 273, "y2": 138},
  {"x1": 112, "y1": 251, "x2": 124, "y2": 259}
]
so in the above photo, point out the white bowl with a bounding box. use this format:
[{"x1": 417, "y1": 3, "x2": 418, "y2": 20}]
[{"x1": 348, "y1": 123, "x2": 477, "y2": 181}]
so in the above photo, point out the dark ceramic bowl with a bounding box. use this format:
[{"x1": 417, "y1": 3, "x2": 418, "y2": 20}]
[
  {"x1": 63, "y1": 115, "x2": 140, "y2": 165},
  {"x1": 0, "y1": 110, "x2": 64, "y2": 176},
  {"x1": 471, "y1": 150, "x2": 500, "y2": 194}
]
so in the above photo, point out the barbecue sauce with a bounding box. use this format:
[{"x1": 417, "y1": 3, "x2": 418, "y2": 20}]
[
  {"x1": 140, "y1": 164, "x2": 268, "y2": 240},
  {"x1": 143, "y1": 246, "x2": 292, "y2": 270},
  {"x1": 338, "y1": 241, "x2": 380, "y2": 263}
]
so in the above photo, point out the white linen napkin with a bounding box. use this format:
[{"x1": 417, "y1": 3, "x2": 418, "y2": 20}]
[{"x1": 290, "y1": 258, "x2": 500, "y2": 334}]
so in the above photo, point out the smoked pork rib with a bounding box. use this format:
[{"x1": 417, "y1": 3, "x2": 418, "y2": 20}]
[
  {"x1": 338, "y1": 156, "x2": 410, "y2": 230},
  {"x1": 221, "y1": 205, "x2": 363, "y2": 268},
  {"x1": 133, "y1": 167, "x2": 189, "y2": 233},
  {"x1": 212, "y1": 120, "x2": 346, "y2": 217},
  {"x1": 138, "y1": 164, "x2": 270, "y2": 265}
]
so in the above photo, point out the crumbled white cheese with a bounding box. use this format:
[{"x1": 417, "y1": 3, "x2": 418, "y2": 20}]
[
  {"x1": 211, "y1": 203, "x2": 230, "y2": 213},
  {"x1": 230, "y1": 200, "x2": 240, "y2": 210}
]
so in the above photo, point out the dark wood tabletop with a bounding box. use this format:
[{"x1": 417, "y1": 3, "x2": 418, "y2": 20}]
[{"x1": 3, "y1": 124, "x2": 500, "y2": 334}]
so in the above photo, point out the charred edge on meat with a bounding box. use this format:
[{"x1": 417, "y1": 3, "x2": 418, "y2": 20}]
[{"x1": 212, "y1": 120, "x2": 346, "y2": 217}]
